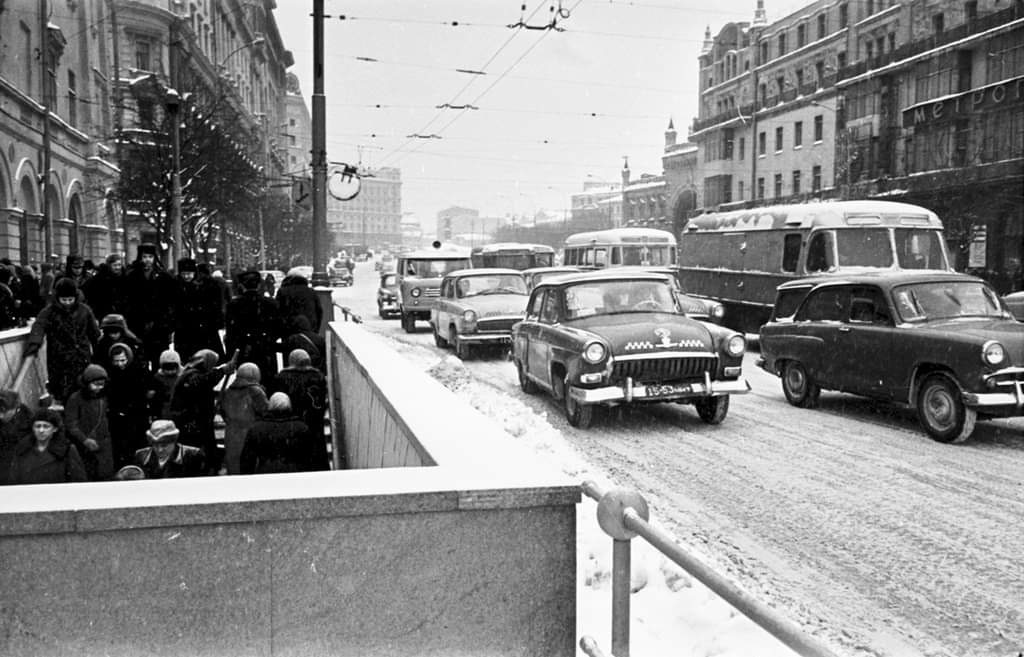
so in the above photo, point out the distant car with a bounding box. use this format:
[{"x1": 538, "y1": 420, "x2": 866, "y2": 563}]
[
  {"x1": 328, "y1": 259, "x2": 353, "y2": 287},
  {"x1": 377, "y1": 272, "x2": 400, "y2": 319},
  {"x1": 511, "y1": 270, "x2": 749, "y2": 429},
  {"x1": 522, "y1": 266, "x2": 581, "y2": 292},
  {"x1": 430, "y1": 268, "x2": 529, "y2": 359},
  {"x1": 1003, "y1": 291, "x2": 1024, "y2": 321},
  {"x1": 759, "y1": 270, "x2": 1024, "y2": 443}
]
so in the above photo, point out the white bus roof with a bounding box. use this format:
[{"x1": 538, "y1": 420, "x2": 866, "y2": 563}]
[
  {"x1": 685, "y1": 200, "x2": 942, "y2": 233},
  {"x1": 564, "y1": 227, "x2": 676, "y2": 246},
  {"x1": 478, "y1": 242, "x2": 554, "y2": 253},
  {"x1": 400, "y1": 247, "x2": 472, "y2": 260}
]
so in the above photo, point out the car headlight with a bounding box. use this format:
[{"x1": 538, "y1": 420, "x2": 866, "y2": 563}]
[
  {"x1": 982, "y1": 340, "x2": 1006, "y2": 366},
  {"x1": 410, "y1": 287, "x2": 422, "y2": 298},
  {"x1": 583, "y1": 341, "x2": 607, "y2": 364},
  {"x1": 462, "y1": 309, "x2": 477, "y2": 324},
  {"x1": 725, "y1": 334, "x2": 746, "y2": 357},
  {"x1": 711, "y1": 303, "x2": 725, "y2": 320}
]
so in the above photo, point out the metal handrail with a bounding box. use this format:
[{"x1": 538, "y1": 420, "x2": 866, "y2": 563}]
[{"x1": 579, "y1": 480, "x2": 842, "y2": 657}]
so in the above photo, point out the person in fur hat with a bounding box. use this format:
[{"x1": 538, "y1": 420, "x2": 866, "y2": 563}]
[
  {"x1": 133, "y1": 419, "x2": 205, "y2": 479},
  {"x1": 225, "y1": 270, "x2": 284, "y2": 382},
  {"x1": 94, "y1": 313, "x2": 145, "y2": 374},
  {"x1": 123, "y1": 243, "x2": 176, "y2": 371},
  {"x1": 64, "y1": 364, "x2": 114, "y2": 480},
  {"x1": 24, "y1": 277, "x2": 100, "y2": 405},
  {"x1": 8, "y1": 408, "x2": 88, "y2": 484},
  {"x1": 169, "y1": 348, "x2": 238, "y2": 475},
  {"x1": 219, "y1": 362, "x2": 268, "y2": 475},
  {"x1": 172, "y1": 257, "x2": 225, "y2": 362}
]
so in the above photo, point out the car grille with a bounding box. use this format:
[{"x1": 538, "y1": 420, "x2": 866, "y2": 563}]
[
  {"x1": 424, "y1": 288, "x2": 440, "y2": 298},
  {"x1": 476, "y1": 317, "x2": 520, "y2": 332},
  {"x1": 611, "y1": 355, "x2": 718, "y2": 383}
]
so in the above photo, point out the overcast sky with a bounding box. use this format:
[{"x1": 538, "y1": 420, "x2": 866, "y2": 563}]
[{"x1": 272, "y1": 1, "x2": 810, "y2": 228}]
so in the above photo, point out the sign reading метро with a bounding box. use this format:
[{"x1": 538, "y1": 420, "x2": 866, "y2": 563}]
[{"x1": 902, "y1": 75, "x2": 1024, "y2": 128}]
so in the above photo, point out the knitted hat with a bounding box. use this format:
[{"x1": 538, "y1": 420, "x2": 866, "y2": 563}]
[
  {"x1": 177, "y1": 258, "x2": 198, "y2": 273},
  {"x1": 288, "y1": 349, "x2": 311, "y2": 368},
  {"x1": 100, "y1": 313, "x2": 128, "y2": 331},
  {"x1": 31, "y1": 407, "x2": 63, "y2": 428},
  {"x1": 146, "y1": 419, "x2": 180, "y2": 444},
  {"x1": 267, "y1": 392, "x2": 291, "y2": 411},
  {"x1": 187, "y1": 349, "x2": 219, "y2": 371},
  {"x1": 159, "y1": 349, "x2": 182, "y2": 367},
  {"x1": 82, "y1": 364, "x2": 108, "y2": 384},
  {"x1": 233, "y1": 362, "x2": 261, "y2": 385},
  {"x1": 54, "y1": 278, "x2": 77, "y2": 298}
]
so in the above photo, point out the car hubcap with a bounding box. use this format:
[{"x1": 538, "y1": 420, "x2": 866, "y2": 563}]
[
  {"x1": 786, "y1": 368, "x2": 805, "y2": 395},
  {"x1": 925, "y1": 387, "x2": 954, "y2": 429}
]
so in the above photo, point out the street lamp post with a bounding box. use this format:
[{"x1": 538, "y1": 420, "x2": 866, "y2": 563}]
[{"x1": 165, "y1": 89, "x2": 183, "y2": 265}]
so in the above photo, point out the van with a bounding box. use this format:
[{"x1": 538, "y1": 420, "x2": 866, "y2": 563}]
[{"x1": 396, "y1": 245, "x2": 473, "y2": 332}]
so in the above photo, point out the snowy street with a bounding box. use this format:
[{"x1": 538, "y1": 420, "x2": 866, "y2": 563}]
[{"x1": 333, "y1": 262, "x2": 1024, "y2": 657}]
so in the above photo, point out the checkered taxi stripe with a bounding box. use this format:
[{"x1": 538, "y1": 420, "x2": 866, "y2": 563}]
[{"x1": 624, "y1": 338, "x2": 705, "y2": 350}]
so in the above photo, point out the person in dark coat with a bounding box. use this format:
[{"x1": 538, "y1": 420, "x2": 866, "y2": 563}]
[
  {"x1": 8, "y1": 408, "x2": 88, "y2": 485},
  {"x1": 123, "y1": 243, "x2": 176, "y2": 372},
  {"x1": 24, "y1": 278, "x2": 100, "y2": 405},
  {"x1": 281, "y1": 315, "x2": 326, "y2": 373},
  {"x1": 133, "y1": 419, "x2": 205, "y2": 479},
  {"x1": 239, "y1": 392, "x2": 311, "y2": 475},
  {"x1": 172, "y1": 257, "x2": 225, "y2": 361},
  {"x1": 0, "y1": 389, "x2": 33, "y2": 485},
  {"x1": 64, "y1": 364, "x2": 115, "y2": 481},
  {"x1": 94, "y1": 313, "x2": 145, "y2": 373},
  {"x1": 105, "y1": 342, "x2": 155, "y2": 468},
  {"x1": 225, "y1": 270, "x2": 284, "y2": 382},
  {"x1": 169, "y1": 348, "x2": 237, "y2": 475},
  {"x1": 81, "y1": 255, "x2": 125, "y2": 321},
  {"x1": 0, "y1": 267, "x2": 20, "y2": 329},
  {"x1": 276, "y1": 270, "x2": 323, "y2": 335},
  {"x1": 271, "y1": 349, "x2": 330, "y2": 470},
  {"x1": 150, "y1": 349, "x2": 183, "y2": 421},
  {"x1": 53, "y1": 254, "x2": 89, "y2": 292},
  {"x1": 16, "y1": 264, "x2": 43, "y2": 322}
]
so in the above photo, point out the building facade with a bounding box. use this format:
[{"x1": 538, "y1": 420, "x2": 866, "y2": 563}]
[
  {"x1": 327, "y1": 167, "x2": 402, "y2": 254},
  {"x1": 691, "y1": 0, "x2": 1023, "y2": 292},
  {"x1": 570, "y1": 181, "x2": 621, "y2": 230}
]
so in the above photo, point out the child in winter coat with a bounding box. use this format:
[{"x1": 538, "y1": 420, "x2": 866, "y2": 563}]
[
  {"x1": 150, "y1": 349, "x2": 183, "y2": 421},
  {"x1": 64, "y1": 364, "x2": 115, "y2": 481},
  {"x1": 219, "y1": 362, "x2": 268, "y2": 475}
]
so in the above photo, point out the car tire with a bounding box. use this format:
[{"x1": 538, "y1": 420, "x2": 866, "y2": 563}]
[
  {"x1": 401, "y1": 313, "x2": 415, "y2": 333},
  {"x1": 558, "y1": 376, "x2": 593, "y2": 429},
  {"x1": 433, "y1": 325, "x2": 448, "y2": 348},
  {"x1": 916, "y1": 373, "x2": 976, "y2": 443},
  {"x1": 781, "y1": 360, "x2": 820, "y2": 408},
  {"x1": 516, "y1": 359, "x2": 537, "y2": 394},
  {"x1": 454, "y1": 333, "x2": 471, "y2": 360},
  {"x1": 695, "y1": 395, "x2": 729, "y2": 424}
]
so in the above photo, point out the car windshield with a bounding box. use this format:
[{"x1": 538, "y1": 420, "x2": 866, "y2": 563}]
[
  {"x1": 457, "y1": 275, "x2": 527, "y2": 297},
  {"x1": 403, "y1": 258, "x2": 471, "y2": 278},
  {"x1": 892, "y1": 281, "x2": 1005, "y2": 322},
  {"x1": 564, "y1": 279, "x2": 676, "y2": 319}
]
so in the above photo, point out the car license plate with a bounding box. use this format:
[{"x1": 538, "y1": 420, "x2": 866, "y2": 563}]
[{"x1": 645, "y1": 383, "x2": 691, "y2": 397}]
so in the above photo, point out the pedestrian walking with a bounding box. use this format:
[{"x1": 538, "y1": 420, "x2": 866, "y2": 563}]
[
  {"x1": 239, "y1": 392, "x2": 310, "y2": 475},
  {"x1": 94, "y1": 313, "x2": 145, "y2": 374},
  {"x1": 150, "y1": 349, "x2": 183, "y2": 421},
  {"x1": 271, "y1": 349, "x2": 330, "y2": 470},
  {"x1": 134, "y1": 419, "x2": 205, "y2": 479},
  {"x1": 0, "y1": 266, "x2": 20, "y2": 329},
  {"x1": 0, "y1": 390, "x2": 33, "y2": 486},
  {"x1": 219, "y1": 362, "x2": 268, "y2": 475},
  {"x1": 276, "y1": 269, "x2": 323, "y2": 335},
  {"x1": 123, "y1": 243, "x2": 176, "y2": 371},
  {"x1": 105, "y1": 342, "x2": 154, "y2": 469},
  {"x1": 281, "y1": 315, "x2": 326, "y2": 373},
  {"x1": 64, "y1": 364, "x2": 115, "y2": 481},
  {"x1": 172, "y1": 258, "x2": 225, "y2": 362},
  {"x1": 8, "y1": 408, "x2": 88, "y2": 485},
  {"x1": 16, "y1": 263, "x2": 42, "y2": 322},
  {"x1": 24, "y1": 278, "x2": 100, "y2": 405},
  {"x1": 225, "y1": 270, "x2": 283, "y2": 382},
  {"x1": 169, "y1": 348, "x2": 238, "y2": 475},
  {"x1": 81, "y1": 254, "x2": 126, "y2": 320}
]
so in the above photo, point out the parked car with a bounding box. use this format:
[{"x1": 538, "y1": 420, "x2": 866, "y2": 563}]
[
  {"x1": 430, "y1": 268, "x2": 529, "y2": 359},
  {"x1": 758, "y1": 270, "x2": 1024, "y2": 443},
  {"x1": 377, "y1": 272, "x2": 400, "y2": 319},
  {"x1": 511, "y1": 270, "x2": 749, "y2": 429},
  {"x1": 329, "y1": 259, "x2": 354, "y2": 287},
  {"x1": 1003, "y1": 291, "x2": 1024, "y2": 321},
  {"x1": 522, "y1": 266, "x2": 581, "y2": 292}
]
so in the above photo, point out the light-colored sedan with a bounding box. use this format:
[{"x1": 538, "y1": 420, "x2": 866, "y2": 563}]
[{"x1": 430, "y1": 268, "x2": 529, "y2": 359}]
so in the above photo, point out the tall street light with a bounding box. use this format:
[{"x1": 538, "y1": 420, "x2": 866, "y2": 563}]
[{"x1": 164, "y1": 88, "x2": 183, "y2": 265}]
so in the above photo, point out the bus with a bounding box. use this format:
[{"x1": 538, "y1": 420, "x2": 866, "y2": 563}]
[
  {"x1": 677, "y1": 200, "x2": 951, "y2": 333},
  {"x1": 396, "y1": 243, "x2": 473, "y2": 333},
  {"x1": 562, "y1": 227, "x2": 677, "y2": 269},
  {"x1": 469, "y1": 242, "x2": 555, "y2": 270}
]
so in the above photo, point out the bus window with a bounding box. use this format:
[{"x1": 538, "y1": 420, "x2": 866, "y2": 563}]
[
  {"x1": 782, "y1": 234, "x2": 801, "y2": 272},
  {"x1": 894, "y1": 228, "x2": 946, "y2": 270},
  {"x1": 610, "y1": 247, "x2": 621, "y2": 266},
  {"x1": 836, "y1": 228, "x2": 893, "y2": 267},
  {"x1": 536, "y1": 252, "x2": 554, "y2": 267},
  {"x1": 594, "y1": 248, "x2": 608, "y2": 268},
  {"x1": 806, "y1": 231, "x2": 835, "y2": 272}
]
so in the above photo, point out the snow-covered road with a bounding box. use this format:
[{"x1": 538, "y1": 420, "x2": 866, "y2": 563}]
[{"x1": 333, "y1": 264, "x2": 1024, "y2": 657}]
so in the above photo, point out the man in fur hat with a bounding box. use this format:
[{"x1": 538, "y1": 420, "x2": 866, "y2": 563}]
[
  {"x1": 225, "y1": 270, "x2": 284, "y2": 382},
  {"x1": 123, "y1": 243, "x2": 176, "y2": 372},
  {"x1": 172, "y1": 257, "x2": 225, "y2": 362}
]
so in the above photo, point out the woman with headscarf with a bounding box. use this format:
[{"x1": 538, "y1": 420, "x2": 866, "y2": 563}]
[
  {"x1": 64, "y1": 364, "x2": 114, "y2": 481},
  {"x1": 170, "y1": 349, "x2": 237, "y2": 475},
  {"x1": 219, "y1": 362, "x2": 268, "y2": 475},
  {"x1": 8, "y1": 408, "x2": 88, "y2": 485},
  {"x1": 271, "y1": 349, "x2": 330, "y2": 470},
  {"x1": 105, "y1": 342, "x2": 155, "y2": 469},
  {"x1": 239, "y1": 392, "x2": 309, "y2": 475}
]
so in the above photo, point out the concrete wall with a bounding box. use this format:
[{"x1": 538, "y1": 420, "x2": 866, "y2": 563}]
[{"x1": 0, "y1": 321, "x2": 580, "y2": 657}]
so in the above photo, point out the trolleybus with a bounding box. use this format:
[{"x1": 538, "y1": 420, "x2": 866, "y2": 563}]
[
  {"x1": 561, "y1": 227, "x2": 677, "y2": 269},
  {"x1": 469, "y1": 242, "x2": 555, "y2": 270}
]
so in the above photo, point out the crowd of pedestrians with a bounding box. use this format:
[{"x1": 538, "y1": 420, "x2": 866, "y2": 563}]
[{"x1": 0, "y1": 246, "x2": 331, "y2": 486}]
